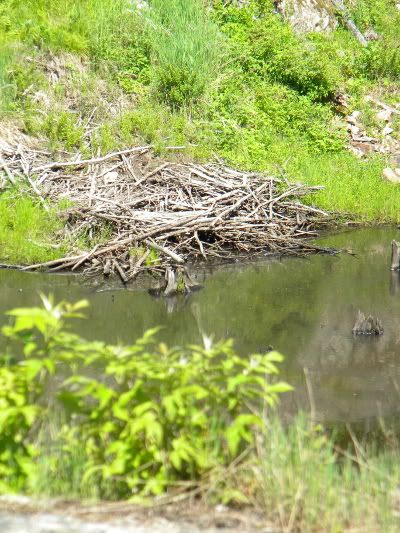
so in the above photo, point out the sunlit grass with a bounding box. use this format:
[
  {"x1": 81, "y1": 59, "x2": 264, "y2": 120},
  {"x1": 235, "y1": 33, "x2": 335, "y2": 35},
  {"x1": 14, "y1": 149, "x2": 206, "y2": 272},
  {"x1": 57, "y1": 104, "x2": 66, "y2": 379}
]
[{"x1": 0, "y1": 189, "x2": 66, "y2": 264}]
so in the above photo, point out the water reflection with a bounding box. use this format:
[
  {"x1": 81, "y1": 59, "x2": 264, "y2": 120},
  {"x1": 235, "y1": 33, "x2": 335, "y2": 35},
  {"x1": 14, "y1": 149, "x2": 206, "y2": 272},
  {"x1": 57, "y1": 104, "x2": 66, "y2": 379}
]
[{"x1": 1, "y1": 228, "x2": 400, "y2": 424}]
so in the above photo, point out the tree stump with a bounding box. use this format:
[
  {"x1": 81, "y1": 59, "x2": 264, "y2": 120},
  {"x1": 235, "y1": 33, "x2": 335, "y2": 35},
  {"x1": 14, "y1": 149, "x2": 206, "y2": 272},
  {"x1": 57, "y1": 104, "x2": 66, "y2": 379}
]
[{"x1": 352, "y1": 310, "x2": 383, "y2": 336}]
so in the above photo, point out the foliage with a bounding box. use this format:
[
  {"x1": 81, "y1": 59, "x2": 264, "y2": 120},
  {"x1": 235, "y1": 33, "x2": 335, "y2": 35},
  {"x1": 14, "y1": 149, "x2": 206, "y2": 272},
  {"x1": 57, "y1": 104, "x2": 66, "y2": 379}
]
[
  {"x1": 0, "y1": 297, "x2": 290, "y2": 498},
  {"x1": 2, "y1": 0, "x2": 400, "y2": 240}
]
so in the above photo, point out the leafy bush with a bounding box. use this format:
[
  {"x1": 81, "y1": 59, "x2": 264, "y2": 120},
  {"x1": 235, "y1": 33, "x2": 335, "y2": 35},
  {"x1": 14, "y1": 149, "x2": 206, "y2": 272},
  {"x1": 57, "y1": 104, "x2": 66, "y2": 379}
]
[{"x1": 0, "y1": 297, "x2": 290, "y2": 498}]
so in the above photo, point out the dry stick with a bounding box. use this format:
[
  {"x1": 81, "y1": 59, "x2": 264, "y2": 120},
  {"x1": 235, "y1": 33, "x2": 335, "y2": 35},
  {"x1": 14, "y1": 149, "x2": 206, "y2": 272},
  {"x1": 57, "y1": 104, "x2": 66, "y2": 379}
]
[
  {"x1": 0, "y1": 155, "x2": 16, "y2": 185},
  {"x1": 114, "y1": 260, "x2": 128, "y2": 284},
  {"x1": 144, "y1": 239, "x2": 185, "y2": 264},
  {"x1": 21, "y1": 254, "x2": 87, "y2": 271},
  {"x1": 26, "y1": 175, "x2": 49, "y2": 211},
  {"x1": 71, "y1": 244, "x2": 100, "y2": 272},
  {"x1": 126, "y1": 250, "x2": 151, "y2": 282},
  {"x1": 332, "y1": 0, "x2": 368, "y2": 46},
  {"x1": 32, "y1": 146, "x2": 152, "y2": 173}
]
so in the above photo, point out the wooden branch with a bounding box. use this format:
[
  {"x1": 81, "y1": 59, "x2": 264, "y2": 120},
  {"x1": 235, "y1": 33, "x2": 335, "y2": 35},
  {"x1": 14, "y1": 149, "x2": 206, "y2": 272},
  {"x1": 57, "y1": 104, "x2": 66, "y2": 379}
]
[
  {"x1": 0, "y1": 155, "x2": 16, "y2": 185},
  {"x1": 32, "y1": 146, "x2": 152, "y2": 173},
  {"x1": 145, "y1": 239, "x2": 185, "y2": 264}
]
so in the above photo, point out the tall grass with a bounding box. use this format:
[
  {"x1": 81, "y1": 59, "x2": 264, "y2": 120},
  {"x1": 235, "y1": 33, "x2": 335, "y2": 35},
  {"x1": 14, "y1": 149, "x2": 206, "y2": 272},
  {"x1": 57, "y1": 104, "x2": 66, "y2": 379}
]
[
  {"x1": 0, "y1": 190, "x2": 66, "y2": 264},
  {"x1": 253, "y1": 415, "x2": 399, "y2": 531},
  {"x1": 0, "y1": 43, "x2": 13, "y2": 112},
  {"x1": 145, "y1": 0, "x2": 222, "y2": 108}
]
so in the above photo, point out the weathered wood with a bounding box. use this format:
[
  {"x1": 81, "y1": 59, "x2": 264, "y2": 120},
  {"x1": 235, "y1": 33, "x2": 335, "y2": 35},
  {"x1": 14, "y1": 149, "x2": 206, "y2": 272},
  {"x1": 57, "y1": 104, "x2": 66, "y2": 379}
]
[
  {"x1": 2, "y1": 143, "x2": 336, "y2": 279},
  {"x1": 352, "y1": 310, "x2": 383, "y2": 335},
  {"x1": 0, "y1": 155, "x2": 16, "y2": 185},
  {"x1": 391, "y1": 240, "x2": 400, "y2": 271},
  {"x1": 164, "y1": 268, "x2": 178, "y2": 297}
]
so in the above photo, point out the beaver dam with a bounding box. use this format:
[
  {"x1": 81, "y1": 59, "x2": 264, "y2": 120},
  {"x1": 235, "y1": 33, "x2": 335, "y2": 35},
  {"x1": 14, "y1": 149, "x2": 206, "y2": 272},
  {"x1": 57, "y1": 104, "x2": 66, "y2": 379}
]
[{"x1": 1, "y1": 143, "x2": 336, "y2": 286}]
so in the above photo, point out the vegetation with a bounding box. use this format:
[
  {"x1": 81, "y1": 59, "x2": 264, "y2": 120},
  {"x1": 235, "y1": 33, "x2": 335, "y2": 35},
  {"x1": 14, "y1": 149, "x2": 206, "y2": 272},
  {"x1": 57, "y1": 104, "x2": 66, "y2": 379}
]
[
  {"x1": 1, "y1": 0, "x2": 400, "y2": 264},
  {"x1": 0, "y1": 298, "x2": 400, "y2": 530},
  {"x1": 0, "y1": 189, "x2": 65, "y2": 264},
  {"x1": 0, "y1": 296, "x2": 290, "y2": 498}
]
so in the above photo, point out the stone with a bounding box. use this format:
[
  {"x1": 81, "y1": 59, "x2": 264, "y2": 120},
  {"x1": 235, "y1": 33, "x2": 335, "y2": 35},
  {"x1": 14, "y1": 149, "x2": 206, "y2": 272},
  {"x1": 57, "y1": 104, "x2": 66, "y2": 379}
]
[
  {"x1": 278, "y1": 0, "x2": 337, "y2": 33},
  {"x1": 364, "y1": 28, "x2": 381, "y2": 41},
  {"x1": 383, "y1": 167, "x2": 400, "y2": 183},
  {"x1": 395, "y1": 168, "x2": 400, "y2": 178},
  {"x1": 376, "y1": 109, "x2": 392, "y2": 122},
  {"x1": 346, "y1": 111, "x2": 361, "y2": 124},
  {"x1": 383, "y1": 125, "x2": 394, "y2": 136}
]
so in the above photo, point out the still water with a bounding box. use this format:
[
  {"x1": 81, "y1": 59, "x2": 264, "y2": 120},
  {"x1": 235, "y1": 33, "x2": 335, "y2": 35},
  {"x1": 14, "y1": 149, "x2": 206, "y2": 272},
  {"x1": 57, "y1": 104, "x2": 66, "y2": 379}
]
[{"x1": 1, "y1": 228, "x2": 400, "y2": 425}]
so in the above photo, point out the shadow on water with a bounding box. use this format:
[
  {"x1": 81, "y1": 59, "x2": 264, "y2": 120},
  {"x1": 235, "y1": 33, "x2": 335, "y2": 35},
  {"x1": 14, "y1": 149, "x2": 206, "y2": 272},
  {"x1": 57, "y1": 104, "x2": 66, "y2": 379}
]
[{"x1": 2, "y1": 227, "x2": 400, "y2": 427}]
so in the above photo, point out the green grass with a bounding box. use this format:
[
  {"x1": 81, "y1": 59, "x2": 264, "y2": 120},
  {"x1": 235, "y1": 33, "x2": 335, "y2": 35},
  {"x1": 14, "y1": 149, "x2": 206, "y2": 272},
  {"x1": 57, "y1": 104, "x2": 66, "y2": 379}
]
[
  {"x1": 146, "y1": 0, "x2": 222, "y2": 108},
  {"x1": 251, "y1": 415, "x2": 400, "y2": 531},
  {"x1": 0, "y1": 190, "x2": 66, "y2": 264}
]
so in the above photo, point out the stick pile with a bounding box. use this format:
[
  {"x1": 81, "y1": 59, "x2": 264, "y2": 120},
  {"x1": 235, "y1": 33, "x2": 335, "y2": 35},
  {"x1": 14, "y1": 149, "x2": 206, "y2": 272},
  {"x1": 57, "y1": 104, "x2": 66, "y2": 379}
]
[{"x1": 0, "y1": 142, "x2": 335, "y2": 283}]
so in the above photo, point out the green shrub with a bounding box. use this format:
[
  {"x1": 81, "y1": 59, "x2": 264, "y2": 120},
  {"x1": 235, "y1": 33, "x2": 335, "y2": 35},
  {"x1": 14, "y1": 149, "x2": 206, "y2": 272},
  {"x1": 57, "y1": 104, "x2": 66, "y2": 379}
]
[
  {"x1": 42, "y1": 111, "x2": 85, "y2": 150},
  {"x1": 0, "y1": 297, "x2": 290, "y2": 498}
]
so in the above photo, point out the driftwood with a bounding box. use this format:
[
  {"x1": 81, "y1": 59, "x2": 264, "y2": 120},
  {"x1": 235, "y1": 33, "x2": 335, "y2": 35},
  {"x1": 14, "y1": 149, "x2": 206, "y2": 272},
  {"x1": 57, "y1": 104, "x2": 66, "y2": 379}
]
[
  {"x1": 352, "y1": 310, "x2": 383, "y2": 336},
  {"x1": 0, "y1": 141, "x2": 338, "y2": 283},
  {"x1": 391, "y1": 240, "x2": 400, "y2": 271}
]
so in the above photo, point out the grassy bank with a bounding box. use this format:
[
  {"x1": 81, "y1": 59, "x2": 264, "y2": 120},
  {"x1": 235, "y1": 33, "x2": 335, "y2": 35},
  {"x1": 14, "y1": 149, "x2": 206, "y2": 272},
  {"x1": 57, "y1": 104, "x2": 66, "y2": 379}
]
[
  {"x1": 1, "y1": 0, "x2": 400, "y2": 262},
  {"x1": 0, "y1": 298, "x2": 400, "y2": 531}
]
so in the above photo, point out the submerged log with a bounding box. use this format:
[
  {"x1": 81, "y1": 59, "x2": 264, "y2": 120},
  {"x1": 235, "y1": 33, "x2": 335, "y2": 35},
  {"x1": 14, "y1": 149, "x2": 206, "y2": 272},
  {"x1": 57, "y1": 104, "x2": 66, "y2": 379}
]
[
  {"x1": 352, "y1": 310, "x2": 383, "y2": 336},
  {"x1": 391, "y1": 240, "x2": 400, "y2": 271}
]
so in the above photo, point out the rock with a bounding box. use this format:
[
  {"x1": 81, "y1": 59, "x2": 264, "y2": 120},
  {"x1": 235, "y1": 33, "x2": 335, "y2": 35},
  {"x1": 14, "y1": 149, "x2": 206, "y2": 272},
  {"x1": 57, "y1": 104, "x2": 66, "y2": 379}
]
[
  {"x1": 364, "y1": 28, "x2": 381, "y2": 41},
  {"x1": 383, "y1": 125, "x2": 394, "y2": 136},
  {"x1": 376, "y1": 109, "x2": 392, "y2": 122},
  {"x1": 395, "y1": 168, "x2": 400, "y2": 178},
  {"x1": 278, "y1": 0, "x2": 338, "y2": 33},
  {"x1": 347, "y1": 124, "x2": 361, "y2": 136},
  {"x1": 383, "y1": 167, "x2": 400, "y2": 183},
  {"x1": 346, "y1": 111, "x2": 361, "y2": 124}
]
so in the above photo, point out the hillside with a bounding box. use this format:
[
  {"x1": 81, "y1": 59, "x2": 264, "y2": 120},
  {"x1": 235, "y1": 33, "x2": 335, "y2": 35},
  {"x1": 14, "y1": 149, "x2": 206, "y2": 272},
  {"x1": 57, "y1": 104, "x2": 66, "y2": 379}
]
[{"x1": 1, "y1": 0, "x2": 400, "y2": 262}]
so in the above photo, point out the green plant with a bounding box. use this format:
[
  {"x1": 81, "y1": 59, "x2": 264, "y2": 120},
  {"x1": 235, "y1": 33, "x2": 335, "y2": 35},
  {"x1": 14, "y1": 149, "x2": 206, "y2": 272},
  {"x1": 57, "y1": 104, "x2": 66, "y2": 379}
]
[
  {"x1": 145, "y1": 0, "x2": 223, "y2": 108},
  {"x1": 0, "y1": 297, "x2": 290, "y2": 498},
  {"x1": 0, "y1": 190, "x2": 66, "y2": 264}
]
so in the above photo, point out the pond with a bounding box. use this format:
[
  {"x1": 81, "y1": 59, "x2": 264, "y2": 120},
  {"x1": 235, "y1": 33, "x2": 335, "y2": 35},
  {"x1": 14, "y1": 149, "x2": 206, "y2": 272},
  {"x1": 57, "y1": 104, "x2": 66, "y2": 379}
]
[{"x1": 1, "y1": 227, "x2": 400, "y2": 426}]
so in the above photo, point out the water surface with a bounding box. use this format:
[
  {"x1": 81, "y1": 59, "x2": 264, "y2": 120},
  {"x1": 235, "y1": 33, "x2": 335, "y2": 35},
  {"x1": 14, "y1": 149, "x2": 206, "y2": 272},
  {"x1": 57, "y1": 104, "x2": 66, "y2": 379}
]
[{"x1": 2, "y1": 228, "x2": 400, "y2": 425}]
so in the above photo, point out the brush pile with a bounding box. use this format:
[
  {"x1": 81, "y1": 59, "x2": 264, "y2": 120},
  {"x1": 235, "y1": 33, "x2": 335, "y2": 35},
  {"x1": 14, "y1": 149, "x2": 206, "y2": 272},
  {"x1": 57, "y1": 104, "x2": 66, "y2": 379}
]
[{"x1": 0, "y1": 142, "x2": 335, "y2": 285}]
